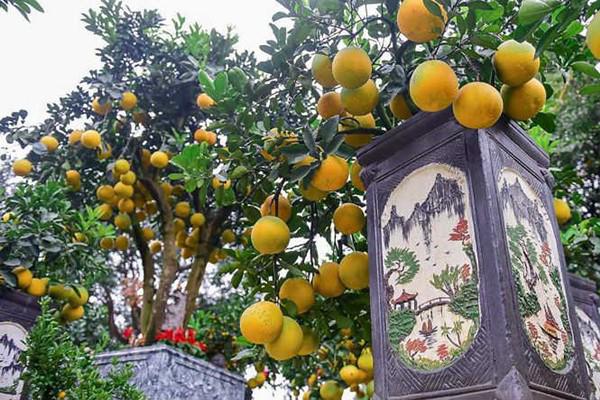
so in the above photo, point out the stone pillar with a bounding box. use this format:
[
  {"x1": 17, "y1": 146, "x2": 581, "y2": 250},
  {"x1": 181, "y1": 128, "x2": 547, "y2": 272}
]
[
  {"x1": 0, "y1": 289, "x2": 40, "y2": 400},
  {"x1": 357, "y1": 109, "x2": 589, "y2": 399},
  {"x1": 96, "y1": 344, "x2": 246, "y2": 400},
  {"x1": 569, "y1": 273, "x2": 600, "y2": 398}
]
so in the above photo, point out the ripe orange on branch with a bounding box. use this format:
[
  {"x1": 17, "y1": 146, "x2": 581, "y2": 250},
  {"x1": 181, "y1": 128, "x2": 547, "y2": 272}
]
[
  {"x1": 397, "y1": 0, "x2": 447, "y2": 43},
  {"x1": 501, "y1": 78, "x2": 546, "y2": 121},
  {"x1": 452, "y1": 82, "x2": 503, "y2": 129},
  {"x1": 332, "y1": 47, "x2": 372, "y2": 89},
  {"x1": 240, "y1": 301, "x2": 284, "y2": 344},
  {"x1": 311, "y1": 53, "x2": 338, "y2": 88},
  {"x1": 260, "y1": 194, "x2": 292, "y2": 222},
  {"x1": 341, "y1": 79, "x2": 379, "y2": 116},
  {"x1": 311, "y1": 155, "x2": 348, "y2": 192},
  {"x1": 409, "y1": 60, "x2": 458, "y2": 112},
  {"x1": 493, "y1": 40, "x2": 540, "y2": 87}
]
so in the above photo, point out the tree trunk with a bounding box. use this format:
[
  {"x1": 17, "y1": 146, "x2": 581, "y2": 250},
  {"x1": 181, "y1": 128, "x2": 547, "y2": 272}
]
[
  {"x1": 183, "y1": 254, "x2": 208, "y2": 326},
  {"x1": 131, "y1": 221, "x2": 155, "y2": 334},
  {"x1": 139, "y1": 177, "x2": 179, "y2": 344}
]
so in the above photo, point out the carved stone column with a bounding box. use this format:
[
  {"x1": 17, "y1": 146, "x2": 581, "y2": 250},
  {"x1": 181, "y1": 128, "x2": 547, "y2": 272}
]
[
  {"x1": 357, "y1": 109, "x2": 589, "y2": 399},
  {"x1": 0, "y1": 289, "x2": 40, "y2": 400},
  {"x1": 569, "y1": 273, "x2": 600, "y2": 399}
]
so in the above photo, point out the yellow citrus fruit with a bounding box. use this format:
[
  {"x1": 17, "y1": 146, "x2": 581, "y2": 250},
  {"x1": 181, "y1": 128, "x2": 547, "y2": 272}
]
[
  {"x1": 117, "y1": 198, "x2": 135, "y2": 214},
  {"x1": 340, "y1": 113, "x2": 376, "y2": 148},
  {"x1": 61, "y1": 304, "x2": 85, "y2": 322},
  {"x1": 389, "y1": 93, "x2": 413, "y2": 120},
  {"x1": 212, "y1": 176, "x2": 232, "y2": 190},
  {"x1": 319, "y1": 380, "x2": 342, "y2": 400},
  {"x1": 493, "y1": 40, "x2": 540, "y2": 87},
  {"x1": 190, "y1": 212, "x2": 206, "y2": 227},
  {"x1": 358, "y1": 347, "x2": 374, "y2": 373},
  {"x1": 150, "y1": 151, "x2": 169, "y2": 168},
  {"x1": 196, "y1": 93, "x2": 216, "y2": 109},
  {"x1": 92, "y1": 97, "x2": 112, "y2": 115},
  {"x1": 312, "y1": 54, "x2": 338, "y2": 88},
  {"x1": 501, "y1": 78, "x2": 546, "y2": 121},
  {"x1": 97, "y1": 204, "x2": 113, "y2": 221},
  {"x1": 452, "y1": 82, "x2": 503, "y2": 129},
  {"x1": 397, "y1": 0, "x2": 447, "y2": 43},
  {"x1": 114, "y1": 159, "x2": 130, "y2": 174},
  {"x1": 554, "y1": 198, "x2": 572, "y2": 225},
  {"x1": 100, "y1": 237, "x2": 114, "y2": 250},
  {"x1": 340, "y1": 365, "x2": 364, "y2": 386},
  {"x1": 142, "y1": 227, "x2": 155, "y2": 241},
  {"x1": 251, "y1": 216, "x2": 290, "y2": 255},
  {"x1": 247, "y1": 378, "x2": 258, "y2": 389},
  {"x1": 341, "y1": 79, "x2": 379, "y2": 116},
  {"x1": 48, "y1": 284, "x2": 69, "y2": 300},
  {"x1": 120, "y1": 91, "x2": 138, "y2": 111},
  {"x1": 96, "y1": 185, "x2": 114, "y2": 202},
  {"x1": 149, "y1": 240, "x2": 162, "y2": 254},
  {"x1": 332, "y1": 47, "x2": 372, "y2": 89},
  {"x1": 313, "y1": 262, "x2": 345, "y2": 298},
  {"x1": 145, "y1": 200, "x2": 158, "y2": 215},
  {"x1": 115, "y1": 235, "x2": 129, "y2": 251},
  {"x1": 114, "y1": 182, "x2": 134, "y2": 199},
  {"x1": 409, "y1": 60, "x2": 458, "y2": 112},
  {"x1": 175, "y1": 201, "x2": 191, "y2": 218},
  {"x1": 81, "y1": 130, "x2": 101, "y2": 149},
  {"x1": 297, "y1": 326, "x2": 319, "y2": 356},
  {"x1": 240, "y1": 301, "x2": 284, "y2": 344},
  {"x1": 160, "y1": 181, "x2": 173, "y2": 196},
  {"x1": 68, "y1": 286, "x2": 89, "y2": 307},
  {"x1": 68, "y1": 130, "x2": 82, "y2": 145},
  {"x1": 58, "y1": 391, "x2": 67, "y2": 399},
  {"x1": 587, "y1": 12, "x2": 600, "y2": 59},
  {"x1": 114, "y1": 213, "x2": 132, "y2": 230},
  {"x1": 339, "y1": 251, "x2": 369, "y2": 290},
  {"x1": 181, "y1": 247, "x2": 195, "y2": 259},
  {"x1": 311, "y1": 155, "x2": 348, "y2": 192},
  {"x1": 255, "y1": 372, "x2": 266, "y2": 385},
  {"x1": 260, "y1": 194, "x2": 292, "y2": 222},
  {"x1": 299, "y1": 182, "x2": 328, "y2": 202},
  {"x1": 120, "y1": 171, "x2": 137, "y2": 185},
  {"x1": 317, "y1": 92, "x2": 344, "y2": 119},
  {"x1": 2, "y1": 212, "x2": 11, "y2": 223},
  {"x1": 13, "y1": 159, "x2": 32, "y2": 176},
  {"x1": 136, "y1": 210, "x2": 147, "y2": 221},
  {"x1": 26, "y1": 278, "x2": 49, "y2": 297},
  {"x1": 265, "y1": 316, "x2": 304, "y2": 361},
  {"x1": 40, "y1": 135, "x2": 59, "y2": 152},
  {"x1": 221, "y1": 229, "x2": 236, "y2": 244},
  {"x1": 12, "y1": 267, "x2": 33, "y2": 289},
  {"x1": 350, "y1": 161, "x2": 365, "y2": 192},
  {"x1": 279, "y1": 278, "x2": 315, "y2": 314},
  {"x1": 65, "y1": 170, "x2": 80, "y2": 186},
  {"x1": 333, "y1": 203, "x2": 365, "y2": 235},
  {"x1": 194, "y1": 129, "x2": 218, "y2": 145}
]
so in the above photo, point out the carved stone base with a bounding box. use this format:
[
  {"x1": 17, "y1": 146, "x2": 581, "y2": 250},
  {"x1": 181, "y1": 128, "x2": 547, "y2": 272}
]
[{"x1": 96, "y1": 344, "x2": 246, "y2": 400}]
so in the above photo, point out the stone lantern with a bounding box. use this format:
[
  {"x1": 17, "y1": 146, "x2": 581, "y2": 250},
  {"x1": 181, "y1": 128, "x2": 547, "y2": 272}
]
[
  {"x1": 357, "y1": 109, "x2": 589, "y2": 399},
  {"x1": 569, "y1": 273, "x2": 600, "y2": 398}
]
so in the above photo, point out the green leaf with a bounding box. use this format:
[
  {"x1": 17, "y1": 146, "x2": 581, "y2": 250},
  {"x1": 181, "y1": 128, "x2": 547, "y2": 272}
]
[
  {"x1": 422, "y1": 0, "x2": 444, "y2": 20},
  {"x1": 302, "y1": 129, "x2": 317, "y2": 153},
  {"x1": 318, "y1": 116, "x2": 339, "y2": 148},
  {"x1": 230, "y1": 166, "x2": 249, "y2": 179},
  {"x1": 288, "y1": 165, "x2": 312, "y2": 183},
  {"x1": 532, "y1": 112, "x2": 556, "y2": 133},
  {"x1": 517, "y1": 0, "x2": 561, "y2": 25},
  {"x1": 213, "y1": 71, "x2": 229, "y2": 98},
  {"x1": 580, "y1": 84, "x2": 600, "y2": 95},
  {"x1": 571, "y1": 62, "x2": 600, "y2": 79},
  {"x1": 198, "y1": 70, "x2": 216, "y2": 97},
  {"x1": 231, "y1": 269, "x2": 244, "y2": 288}
]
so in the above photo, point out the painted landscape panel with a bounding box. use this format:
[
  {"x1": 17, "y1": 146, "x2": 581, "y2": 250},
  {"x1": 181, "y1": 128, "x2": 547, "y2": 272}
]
[
  {"x1": 381, "y1": 163, "x2": 480, "y2": 371},
  {"x1": 575, "y1": 307, "x2": 600, "y2": 399},
  {"x1": 0, "y1": 322, "x2": 27, "y2": 400},
  {"x1": 498, "y1": 168, "x2": 573, "y2": 371}
]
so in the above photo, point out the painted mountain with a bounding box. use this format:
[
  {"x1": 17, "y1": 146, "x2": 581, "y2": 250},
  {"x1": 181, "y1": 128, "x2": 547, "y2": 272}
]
[
  {"x1": 381, "y1": 163, "x2": 480, "y2": 371},
  {"x1": 576, "y1": 307, "x2": 600, "y2": 399},
  {"x1": 498, "y1": 168, "x2": 573, "y2": 371},
  {"x1": 0, "y1": 323, "x2": 27, "y2": 398}
]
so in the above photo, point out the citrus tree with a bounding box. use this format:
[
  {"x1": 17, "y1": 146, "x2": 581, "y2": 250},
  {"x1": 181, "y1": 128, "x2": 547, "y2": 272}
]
[{"x1": 2, "y1": 0, "x2": 600, "y2": 399}]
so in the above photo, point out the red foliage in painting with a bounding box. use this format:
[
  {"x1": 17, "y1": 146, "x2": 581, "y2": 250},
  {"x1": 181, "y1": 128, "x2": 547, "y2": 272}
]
[
  {"x1": 406, "y1": 338, "x2": 428, "y2": 357},
  {"x1": 528, "y1": 321, "x2": 539, "y2": 340},
  {"x1": 539, "y1": 242, "x2": 552, "y2": 267},
  {"x1": 460, "y1": 263, "x2": 471, "y2": 282},
  {"x1": 449, "y1": 218, "x2": 470, "y2": 243},
  {"x1": 437, "y1": 343, "x2": 449, "y2": 360}
]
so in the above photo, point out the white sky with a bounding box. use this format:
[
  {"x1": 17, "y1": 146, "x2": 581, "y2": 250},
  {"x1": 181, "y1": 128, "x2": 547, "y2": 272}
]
[{"x1": 0, "y1": 0, "x2": 285, "y2": 124}]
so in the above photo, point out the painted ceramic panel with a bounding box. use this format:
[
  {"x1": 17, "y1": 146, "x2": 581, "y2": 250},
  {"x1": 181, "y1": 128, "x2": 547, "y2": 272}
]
[
  {"x1": 576, "y1": 307, "x2": 600, "y2": 399},
  {"x1": 381, "y1": 163, "x2": 480, "y2": 371},
  {"x1": 498, "y1": 168, "x2": 573, "y2": 371},
  {"x1": 0, "y1": 322, "x2": 27, "y2": 400}
]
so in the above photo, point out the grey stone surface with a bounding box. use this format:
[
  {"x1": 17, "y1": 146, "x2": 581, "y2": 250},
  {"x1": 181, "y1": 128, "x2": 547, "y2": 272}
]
[{"x1": 96, "y1": 344, "x2": 246, "y2": 400}]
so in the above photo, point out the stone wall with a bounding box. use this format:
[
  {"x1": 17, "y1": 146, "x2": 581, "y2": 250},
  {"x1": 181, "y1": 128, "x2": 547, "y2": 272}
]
[{"x1": 96, "y1": 344, "x2": 246, "y2": 400}]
